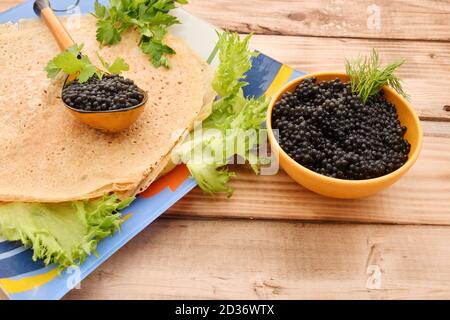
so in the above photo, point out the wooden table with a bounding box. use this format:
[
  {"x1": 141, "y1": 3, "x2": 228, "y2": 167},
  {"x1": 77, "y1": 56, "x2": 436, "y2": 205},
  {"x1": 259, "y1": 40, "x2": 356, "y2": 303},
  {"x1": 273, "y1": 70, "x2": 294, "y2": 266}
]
[{"x1": 1, "y1": 0, "x2": 450, "y2": 300}]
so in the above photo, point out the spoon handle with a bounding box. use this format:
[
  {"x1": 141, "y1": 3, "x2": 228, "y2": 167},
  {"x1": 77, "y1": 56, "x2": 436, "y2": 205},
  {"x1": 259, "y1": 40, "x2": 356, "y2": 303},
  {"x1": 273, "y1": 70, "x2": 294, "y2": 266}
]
[{"x1": 34, "y1": 0, "x2": 75, "y2": 51}]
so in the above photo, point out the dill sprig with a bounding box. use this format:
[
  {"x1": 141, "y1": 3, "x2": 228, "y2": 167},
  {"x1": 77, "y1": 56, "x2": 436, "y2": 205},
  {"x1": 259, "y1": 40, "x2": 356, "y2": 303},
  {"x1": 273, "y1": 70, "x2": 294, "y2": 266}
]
[{"x1": 345, "y1": 49, "x2": 408, "y2": 104}]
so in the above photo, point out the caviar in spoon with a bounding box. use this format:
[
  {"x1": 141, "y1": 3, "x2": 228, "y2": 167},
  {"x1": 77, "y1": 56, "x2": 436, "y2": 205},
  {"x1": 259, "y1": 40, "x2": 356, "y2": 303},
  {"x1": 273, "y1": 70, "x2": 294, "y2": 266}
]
[{"x1": 62, "y1": 75, "x2": 145, "y2": 112}]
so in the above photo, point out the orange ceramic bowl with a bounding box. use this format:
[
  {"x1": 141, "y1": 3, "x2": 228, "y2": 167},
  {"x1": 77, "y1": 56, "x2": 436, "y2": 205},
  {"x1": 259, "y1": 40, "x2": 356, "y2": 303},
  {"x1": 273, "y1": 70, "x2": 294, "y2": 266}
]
[{"x1": 266, "y1": 72, "x2": 423, "y2": 199}]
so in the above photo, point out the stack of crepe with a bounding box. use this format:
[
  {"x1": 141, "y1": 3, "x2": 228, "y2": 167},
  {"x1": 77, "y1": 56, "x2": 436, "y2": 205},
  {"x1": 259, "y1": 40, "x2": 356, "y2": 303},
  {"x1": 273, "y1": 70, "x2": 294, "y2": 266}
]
[
  {"x1": 0, "y1": 15, "x2": 215, "y2": 202},
  {"x1": 0, "y1": 16, "x2": 216, "y2": 267}
]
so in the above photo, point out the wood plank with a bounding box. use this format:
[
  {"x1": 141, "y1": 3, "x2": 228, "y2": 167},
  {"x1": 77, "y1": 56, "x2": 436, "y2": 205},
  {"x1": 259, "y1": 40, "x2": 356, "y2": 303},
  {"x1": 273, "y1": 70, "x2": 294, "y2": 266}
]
[
  {"x1": 185, "y1": 0, "x2": 450, "y2": 41},
  {"x1": 167, "y1": 121, "x2": 450, "y2": 226},
  {"x1": 3, "y1": 2, "x2": 450, "y2": 119},
  {"x1": 0, "y1": 0, "x2": 448, "y2": 302},
  {"x1": 4, "y1": 0, "x2": 450, "y2": 41},
  {"x1": 249, "y1": 34, "x2": 450, "y2": 121},
  {"x1": 2, "y1": 3, "x2": 449, "y2": 120},
  {"x1": 64, "y1": 218, "x2": 450, "y2": 299},
  {"x1": 1, "y1": 1, "x2": 449, "y2": 224}
]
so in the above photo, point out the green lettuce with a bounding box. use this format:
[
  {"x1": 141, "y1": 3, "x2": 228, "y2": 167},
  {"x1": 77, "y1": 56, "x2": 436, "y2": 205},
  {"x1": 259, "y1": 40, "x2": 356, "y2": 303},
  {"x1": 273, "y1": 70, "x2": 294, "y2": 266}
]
[
  {"x1": 0, "y1": 195, "x2": 133, "y2": 269},
  {"x1": 212, "y1": 32, "x2": 256, "y2": 97},
  {"x1": 175, "y1": 32, "x2": 270, "y2": 196}
]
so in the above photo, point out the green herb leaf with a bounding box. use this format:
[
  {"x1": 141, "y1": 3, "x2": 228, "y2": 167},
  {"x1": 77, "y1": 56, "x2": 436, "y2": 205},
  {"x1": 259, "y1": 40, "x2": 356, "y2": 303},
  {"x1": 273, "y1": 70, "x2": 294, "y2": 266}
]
[
  {"x1": 51, "y1": 51, "x2": 84, "y2": 75},
  {"x1": 93, "y1": 0, "x2": 188, "y2": 69},
  {"x1": 96, "y1": 20, "x2": 123, "y2": 45},
  {"x1": 94, "y1": 0, "x2": 107, "y2": 18},
  {"x1": 345, "y1": 49, "x2": 408, "y2": 104},
  {"x1": 45, "y1": 44, "x2": 129, "y2": 83},
  {"x1": 140, "y1": 37, "x2": 175, "y2": 68},
  {"x1": 107, "y1": 57, "x2": 130, "y2": 74},
  {"x1": 96, "y1": 52, "x2": 130, "y2": 74},
  {"x1": 78, "y1": 64, "x2": 98, "y2": 83},
  {"x1": 45, "y1": 60, "x2": 62, "y2": 79}
]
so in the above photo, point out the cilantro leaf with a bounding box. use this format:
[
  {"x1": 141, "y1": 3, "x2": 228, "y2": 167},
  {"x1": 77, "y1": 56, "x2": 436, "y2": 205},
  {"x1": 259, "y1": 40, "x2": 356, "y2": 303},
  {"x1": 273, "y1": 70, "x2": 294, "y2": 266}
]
[
  {"x1": 94, "y1": 0, "x2": 107, "y2": 18},
  {"x1": 96, "y1": 20, "x2": 123, "y2": 45},
  {"x1": 97, "y1": 52, "x2": 130, "y2": 74},
  {"x1": 140, "y1": 38, "x2": 175, "y2": 68},
  {"x1": 108, "y1": 57, "x2": 130, "y2": 74},
  {"x1": 45, "y1": 44, "x2": 129, "y2": 83},
  {"x1": 45, "y1": 44, "x2": 85, "y2": 79},
  {"x1": 53, "y1": 52, "x2": 85, "y2": 74},
  {"x1": 45, "y1": 60, "x2": 62, "y2": 79},
  {"x1": 93, "y1": 0, "x2": 188, "y2": 68},
  {"x1": 78, "y1": 64, "x2": 98, "y2": 83}
]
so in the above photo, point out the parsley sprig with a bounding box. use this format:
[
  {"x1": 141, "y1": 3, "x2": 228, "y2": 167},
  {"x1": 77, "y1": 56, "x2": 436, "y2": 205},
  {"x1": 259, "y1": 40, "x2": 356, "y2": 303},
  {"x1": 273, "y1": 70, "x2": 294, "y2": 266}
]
[
  {"x1": 345, "y1": 49, "x2": 408, "y2": 104},
  {"x1": 93, "y1": 0, "x2": 188, "y2": 69},
  {"x1": 45, "y1": 44, "x2": 129, "y2": 83}
]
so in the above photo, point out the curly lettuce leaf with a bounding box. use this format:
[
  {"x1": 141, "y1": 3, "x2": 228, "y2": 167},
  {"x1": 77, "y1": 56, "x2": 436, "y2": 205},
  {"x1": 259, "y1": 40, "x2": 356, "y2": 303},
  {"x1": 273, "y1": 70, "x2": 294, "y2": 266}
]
[
  {"x1": 212, "y1": 32, "x2": 257, "y2": 98},
  {"x1": 0, "y1": 195, "x2": 133, "y2": 269},
  {"x1": 175, "y1": 32, "x2": 270, "y2": 196},
  {"x1": 187, "y1": 162, "x2": 236, "y2": 196}
]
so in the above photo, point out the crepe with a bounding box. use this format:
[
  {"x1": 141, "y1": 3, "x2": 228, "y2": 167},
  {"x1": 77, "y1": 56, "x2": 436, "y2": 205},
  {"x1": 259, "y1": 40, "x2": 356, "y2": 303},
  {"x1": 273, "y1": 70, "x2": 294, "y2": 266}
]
[{"x1": 0, "y1": 15, "x2": 215, "y2": 202}]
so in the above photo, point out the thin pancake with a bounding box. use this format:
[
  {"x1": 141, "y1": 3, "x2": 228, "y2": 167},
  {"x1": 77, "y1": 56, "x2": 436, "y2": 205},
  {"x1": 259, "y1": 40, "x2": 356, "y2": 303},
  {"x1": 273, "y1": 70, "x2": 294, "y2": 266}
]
[
  {"x1": 134, "y1": 61, "x2": 216, "y2": 194},
  {"x1": 0, "y1": 15, "x2": 214, "y2": 202}
]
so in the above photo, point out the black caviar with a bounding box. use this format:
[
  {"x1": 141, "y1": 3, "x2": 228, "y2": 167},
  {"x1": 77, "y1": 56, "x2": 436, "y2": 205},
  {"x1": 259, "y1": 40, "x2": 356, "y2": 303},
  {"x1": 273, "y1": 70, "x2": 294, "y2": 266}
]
[
  {"x1": 272, "y1": 77, "x2": 411, "y2": 180},
  {"x1": 62, "y1": 74, "x2": 144, "y2": 112}
]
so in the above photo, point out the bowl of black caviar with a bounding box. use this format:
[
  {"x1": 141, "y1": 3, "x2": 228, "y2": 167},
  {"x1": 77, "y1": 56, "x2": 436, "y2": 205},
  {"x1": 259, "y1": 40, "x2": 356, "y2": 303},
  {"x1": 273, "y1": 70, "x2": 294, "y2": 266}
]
[
  {"x1": 62, "y1": 74, "x2": 148, "y2": 133},
  {"x1": 267, "y1": 72, "x2": 423, "y2": 199}
]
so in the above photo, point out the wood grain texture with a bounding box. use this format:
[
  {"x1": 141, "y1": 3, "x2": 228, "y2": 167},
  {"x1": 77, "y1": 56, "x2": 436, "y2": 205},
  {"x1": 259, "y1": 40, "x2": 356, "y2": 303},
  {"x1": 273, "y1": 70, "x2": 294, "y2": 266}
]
[
  {"x1": 3, "y1": 1, "x2": 450, "y2": 40},
  {"x1": 249, "y1": 35, "x2": 450, "y2": 121},
  {"x1": 1, "y1": 2, "x2": 449, "y2": 119},
  {"x1": 65, "y1": 218, "x2": 450, "y2": 300},
  {"x1": 166, "y1": 121, "x2": 450, "y2": 226},
  {"x1": 185, "y1": 0, "x2": 450, "y2": 41}
]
